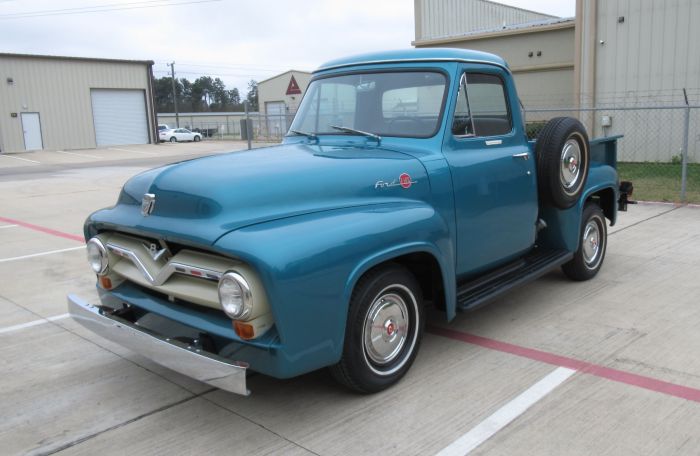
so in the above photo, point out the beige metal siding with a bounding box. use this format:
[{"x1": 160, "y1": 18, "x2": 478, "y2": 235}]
[
  {"x1": 0, "y1": 55, "x2": 153, "y2": 153},
  {"x1": 257, "y1": 71, "x2": 312, "y2": 115},
  {"x1": 418, "y1": 26, "x2": 576, "y2": 107},
  {"x1": 415, "y1": 0, "x2": 556, "y2": 41},
  {"x1": 594, "y1": 0, "x2": 700, "y2": 104}
]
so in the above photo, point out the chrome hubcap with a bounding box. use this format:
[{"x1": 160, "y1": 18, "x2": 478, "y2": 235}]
[
  {"x1": 582, "y1": 220, "x2": 601, "y2": 266},
  {"x1": 560, "y1": 139, "x2": 582, "y2": 193},
  {"x1": 364, "y1": 292, "x2": 409, "y2": 365}
]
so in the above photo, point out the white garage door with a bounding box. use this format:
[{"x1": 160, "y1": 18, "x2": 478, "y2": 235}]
[{"x1": 91, "y1": 89, "x2": 149, "y2": 146}]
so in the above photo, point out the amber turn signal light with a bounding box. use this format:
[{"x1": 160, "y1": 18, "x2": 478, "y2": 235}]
[
  {"x1": 99, "y1": 276, "x2": 113, "y2": 290},
  {"x1": 233, "y1": 321, "x2": 255, "y2": 340}
]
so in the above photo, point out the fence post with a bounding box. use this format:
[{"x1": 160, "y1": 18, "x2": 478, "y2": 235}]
[
  {"x1": 244, "y1": 101, "x2": 252, "y2": 150},
  {"x1": 680, "y1": 89, "x2": 690, "y2": 203}
]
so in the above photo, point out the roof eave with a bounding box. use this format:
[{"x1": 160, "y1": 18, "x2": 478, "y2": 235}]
[{"x1": 412, "y1": 19, "x2": 575, "y2": 47}]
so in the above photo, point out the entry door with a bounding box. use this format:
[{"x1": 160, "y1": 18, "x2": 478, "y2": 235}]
[
  {"x1": 443, "y1": 69, "x2": 538, "y2": 278},
  {"x1": 21, "y1": 113, "x2": 43, "y2": 151}
]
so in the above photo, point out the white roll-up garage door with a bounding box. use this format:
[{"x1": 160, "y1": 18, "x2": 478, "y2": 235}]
[{"x1": 91, "y1": 89, "x2": 149, "y2": 146}]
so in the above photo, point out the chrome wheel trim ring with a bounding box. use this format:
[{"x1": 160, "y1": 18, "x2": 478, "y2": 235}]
[
  {"x1": 362, "y1": 284, "x2": 419, "y2": 376},
  {"x1": 560, "y1": 137, "x2": 582, "y2": 195},
  {"x1": 582, "y1": 216, "x2": 604, "y2": 269}
]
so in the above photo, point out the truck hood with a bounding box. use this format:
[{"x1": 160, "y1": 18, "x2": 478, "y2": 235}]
[{"x1": 91, "y1": 143, "x2": 430, "y2": 245}]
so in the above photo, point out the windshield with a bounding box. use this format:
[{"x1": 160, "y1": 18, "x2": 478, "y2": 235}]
[{"x1": 289, "y1": 71, "x2": 447, "y2": 138}]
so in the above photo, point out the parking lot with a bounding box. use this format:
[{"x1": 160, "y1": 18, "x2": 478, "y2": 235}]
[{"x1": 1, "y1": 141, "x2": 700, "y2": 455}]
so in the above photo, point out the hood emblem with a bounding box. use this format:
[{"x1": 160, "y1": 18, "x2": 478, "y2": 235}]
[
  {"x1": 141, "y1": 193, "x2": 156, "y2": 216},
  {"x1": 375, "y1": 173, "x2": 416, "y2": 190},
  {"x1": 142, "y1": 241, "x2": 169, "y2": 261}
]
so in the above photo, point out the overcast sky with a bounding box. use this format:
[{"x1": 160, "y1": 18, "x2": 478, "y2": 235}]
[{"x1": 0, "y1": 0, "x2": 575, "y2": 93}]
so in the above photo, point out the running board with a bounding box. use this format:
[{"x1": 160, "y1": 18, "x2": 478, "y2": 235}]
[{"x1": 456, "y1": 249, "x2": 573, "y2": 311}]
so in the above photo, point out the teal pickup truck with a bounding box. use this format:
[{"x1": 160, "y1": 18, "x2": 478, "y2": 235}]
[{"x1": 69, "y1": 49, "x2": 632, "y2": 395}]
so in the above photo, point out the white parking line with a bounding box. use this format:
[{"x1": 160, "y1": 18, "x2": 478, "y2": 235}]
[
  {"x1": 55, "y1": 150, "x2": 100, "y2": 159},
  {"x1": 436, "y1": 367, "x2": 576, "y2": 456},
  {"x1": 0, "y1": 245, "x2": 85, "y2": 263},
  {"x1": 0, "y1": 313, "x2": 70, "y2": 335},
  {"x1": 0, "y1": 154, "x2": 40, "y2": 164},
  {"x1": 0, "y1": 224, "x2": 18, "y2": 229}
]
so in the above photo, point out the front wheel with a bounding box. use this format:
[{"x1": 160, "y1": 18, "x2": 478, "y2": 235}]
[
  {"x1": 194, "y1": 135, "x2": 201, "y2": 142},
  {"x1": 562, "y1": 203, "x2": 607, "y2": 281},
  {"x1": 330, "y1": 264, "x2": 424, "y2": 393}
]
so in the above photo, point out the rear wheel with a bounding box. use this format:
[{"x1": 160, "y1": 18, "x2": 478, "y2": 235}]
[
  {"x1": 169, "y1": 136, "x2": 177, "y2": 142},
  {"x1": 562, "y1": 203, "x2": 607, "y2": 281},
  {"x1": 330, "y1": 264, "x2": 424, "y2": 393}
]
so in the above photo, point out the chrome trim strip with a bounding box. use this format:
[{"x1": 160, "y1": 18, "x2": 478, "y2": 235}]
[
  {"x1": 68, "y1": 294, "x2": 250, "y2": 396},
  {"x1": 106, "y1": 242, "x2": 222, "y2": 286},
  {"x1": 315, "y1": 58, "x2": 511, "y2": 74}
]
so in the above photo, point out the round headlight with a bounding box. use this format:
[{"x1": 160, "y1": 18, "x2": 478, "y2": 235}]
[
  {"x1": 86, "y1": 237, "x2": 109, "y2": 275},
  {"x1": 218, "y1": 271, "x2": 252, "y2": 319}
]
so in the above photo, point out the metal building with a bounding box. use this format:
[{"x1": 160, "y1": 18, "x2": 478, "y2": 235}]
[
  {"x1": 413, "y1": 0, "x2": 576, "y2": 108},
  {"x1": 257, "y1": 70, "x2": 312, "y2": 136},
  {"x1": 0, "y1": 53, "x2": 157, "y2": 153},
  {"x1": 414, "y1": 0, "x2": 700, "y2": 109},
  {"x1": 414, "y1": 0, "x2": 556, "y2": 41}
]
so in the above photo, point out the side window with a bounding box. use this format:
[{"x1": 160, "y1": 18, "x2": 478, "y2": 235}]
[
  {"x1": 452, "y1": 72, "x2": 512, "y2": 138},
  {"x1": 465, "y1": 73, "x2": 512, "y2": 136}
]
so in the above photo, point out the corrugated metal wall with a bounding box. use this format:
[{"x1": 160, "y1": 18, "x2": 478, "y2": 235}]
[
  {"x1": 594, "y1": 0, "x2": 700, "y2": 104},
  {"x1": 0, "y1": 55, "x2": 153, "y2": 153},
  {"x1": 415, "y1": 0, "x2": 556, "y2": 41}
]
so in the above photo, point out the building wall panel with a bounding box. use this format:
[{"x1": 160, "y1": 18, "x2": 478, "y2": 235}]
[
  {"x1": 415, "y1": 0, "x2": 555, "y2": 41},
  {"x1": 0, "y1": 55, "x2": 153, "y2": 153},
  {"x1": 418, "y1": 26, "x2": 576, "y2": 107},
  {"x1": 594, "y1": 0, "x2": 700, "y2": 104}
]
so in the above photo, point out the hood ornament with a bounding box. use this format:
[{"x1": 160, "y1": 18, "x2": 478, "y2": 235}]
[{"x1": 141, "y1": 193, "x2": 156, "y2": 216}]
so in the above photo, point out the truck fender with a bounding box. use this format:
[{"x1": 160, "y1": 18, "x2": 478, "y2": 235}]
[
  {"x1": 213, "y1": 202, "x2": 455, "y2": 376},
  {"x1": 538, "y1": 165, "x2": 619, "y2": 252}
]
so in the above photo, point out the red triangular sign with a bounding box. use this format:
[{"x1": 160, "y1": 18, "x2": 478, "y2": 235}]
[{"x1": 286, "y1": 75, "x2": 302, "y2": 95}]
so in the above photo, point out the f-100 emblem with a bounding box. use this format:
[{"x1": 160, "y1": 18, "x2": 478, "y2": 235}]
[{"x1": 141, "y1": 193, "x2": 156, "y2": 216}]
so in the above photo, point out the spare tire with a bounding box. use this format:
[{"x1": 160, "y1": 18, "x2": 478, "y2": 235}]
[{"x1": 535, "y1": 117, "x2": 590, "y2": 209}]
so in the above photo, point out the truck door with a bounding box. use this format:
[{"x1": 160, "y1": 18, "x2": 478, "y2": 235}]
[{"x1": 443, "y1": 68, "x2": 538, "y2": 278}]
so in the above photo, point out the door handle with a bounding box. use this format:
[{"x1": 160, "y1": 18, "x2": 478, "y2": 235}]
[{"x1": 512, "y1": 152, "x2": 529, "y2": 160}]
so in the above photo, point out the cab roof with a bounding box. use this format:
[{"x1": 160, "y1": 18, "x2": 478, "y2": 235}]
[{"x1": 315, "y1": 48, "x2": 509, "y2": 73}]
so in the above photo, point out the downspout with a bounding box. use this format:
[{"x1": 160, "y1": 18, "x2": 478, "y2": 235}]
[{"x1": 147, "y1": 62, "x2": 158, "y2": 144}]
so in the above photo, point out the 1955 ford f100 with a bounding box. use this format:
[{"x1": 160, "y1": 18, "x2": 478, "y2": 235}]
[{"x1": 68, "y1": 49, "x2": 633, "y2": 396}]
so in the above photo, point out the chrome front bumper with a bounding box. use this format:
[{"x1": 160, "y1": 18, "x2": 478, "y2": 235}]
[{"x1": 67, "y1": 294, "x2": 250, "y2": 396}]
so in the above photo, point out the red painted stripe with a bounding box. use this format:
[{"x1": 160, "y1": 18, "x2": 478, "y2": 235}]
[
  {"x1": 428, "y1": 325, "x2": 700, "y2": 404},
  {"x1": 0, "y1": 216, "x2": 84, "y2": 243}
]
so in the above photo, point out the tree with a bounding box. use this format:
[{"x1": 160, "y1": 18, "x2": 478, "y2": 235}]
[
  {"x1": 246, "y1": 80, "x2": 258, "y2": 111},
  {"x1": 228, "y1": 88, "x2": 242, "y2": 111},
  {"x1": 154, "y1": 76, "x2": 182, "y2": 112},
  {"x1": 153, "y1": 75, "x2": 245, "y2": 113}
]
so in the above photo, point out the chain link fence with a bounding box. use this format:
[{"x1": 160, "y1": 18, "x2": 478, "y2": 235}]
[
  {"x1": 166, "y1": 114, "x2": 296, "y2": 142},
  {"x1": 525, "y1": 105, "x2": 700, "y2": 204}
]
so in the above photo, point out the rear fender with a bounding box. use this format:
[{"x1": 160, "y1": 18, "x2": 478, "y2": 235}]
[{"x1": 538, "y1": 164, "x2": 618, "y2": 252}]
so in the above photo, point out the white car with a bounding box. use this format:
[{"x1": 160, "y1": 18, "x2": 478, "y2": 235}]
[{"x1": 160, "y1": 128, "x2": 202, "y2": 142}]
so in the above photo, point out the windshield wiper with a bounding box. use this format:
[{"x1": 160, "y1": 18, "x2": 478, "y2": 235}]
[
  {"x1": 329, "y1": 125, "x2": 381, "y2": 143},
  {"x1": 288, "y1": 129, "x2": 318, "y2": 140}
]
